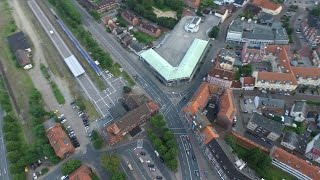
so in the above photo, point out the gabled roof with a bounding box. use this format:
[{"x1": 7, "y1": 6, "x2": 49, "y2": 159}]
[
  {"x1": 282, "y1": 132, "x2": 299, "y2": 147},
  {"x1": 45, "y1": 123, "x2": 75, "y2": 159},
  {"x1": 15, "y1": 49, "x2": 31, "y2": 66},
  {"x1": 218, "y1": 89, "x2": 236, "y2": 121},
  {"x1": 69, "y1": 165, "x2": 92, "y2": 180},
  {"x1": 7, "y1": 31, "x2": 30, "y2": 52},
  {"x1": 251, "y1": 0, "x2": 282, "y2": 11},
  {"x1": 202, "y1": 126, "x2": 219, "y2": 144},
  {"x1": 292, "y1": 67, "x2": 320, "y2": 80},
  {"x1": 271, "y1": 147, "x2": 320, "y2": 180},
  {"x1": 139, "y1": 23, "x2": 160, "y2": 33},
  {"x1": 121, "y1": 10, "x2": 136, "y2": 21},
  {"x1": 249, "y1": 113, "x2": 284, "y2": 135},
  {"x1": 241, "y1": 77, "x2": 255, "y2": 87}
]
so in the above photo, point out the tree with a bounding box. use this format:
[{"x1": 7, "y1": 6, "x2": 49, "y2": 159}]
[
  {"x1": 100, "y1": 154, "x2": 121, "y2": 173},
  {"x1": 93, "y1": 138, "x2": 104, "y2": 149},
  {"x1": 208, "y1": 26, "x2": 219, "y2": 38},
  {"x1": 61, "y1": 160, "x2": 82, "y2": 175},
  {"x1": 123, "y1": 86, "x2": 132, "y2": 94},
  {"x1": 163, "y1": 131, "x2": 174, "y2": 141},
  {"x1": 111, "y1": 172, "x2": 126, "y2": 180},
  {"x1": 166, "y1": 159, "x2": 178, "y2": 171}
]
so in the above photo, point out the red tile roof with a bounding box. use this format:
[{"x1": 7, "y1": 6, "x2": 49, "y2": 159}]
[
  {"x1": 69, "y1": 165, "x2": 92, "y2": 180},
  {"x1": 292, "y1": 67, "x2": 320, "y2": 80},
  {"x1": 121, "y1": 10, "x2": 135, "y2": 22},
  {"x1": 139, "y1": 23, "x2": 160, "y2": 33},
  {"x1": 271, "y1": 147, "x2": 320, "y2": 180},
  {"x1": 241, "y1": 77, "x2": 255, "y2": 87},
  {"x1": 202, "y1": 126, "x2": 219, "y2": 144},
  {"x1": 184, "y1": 82, "x2": 220, "y2": 115},
  {"x1": 218, "y1": 89, "x2": 236, "y2": 121},
  {"x1": 46, "y1": 124, "x2": 75, "y2": 159},
  {"x1": 251, "y1": 0, "x2": 281, "y2": 11}
]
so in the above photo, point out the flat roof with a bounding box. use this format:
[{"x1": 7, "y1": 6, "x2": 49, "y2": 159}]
[
  {"x1": 140, "y1": 38, "x2": 208, "y2": 81},
  {"x1": 64, "y1": 55, "x2": 85, "y2": 77}
]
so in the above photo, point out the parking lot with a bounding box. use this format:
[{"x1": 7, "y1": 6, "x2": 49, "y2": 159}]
[{"x1": 154, "y1": 15, "x2": 220, "y2": 66}]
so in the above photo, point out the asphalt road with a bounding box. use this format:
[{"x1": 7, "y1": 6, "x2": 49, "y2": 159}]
[
  {"x1": 70, "y1": 2, "x2": 203, "y2": 179},
  {"x1": 28, "y1": 0, "x2": 111, "y2": 117},
  {"x1": 0, "y1": 110, "x2": 10, "y2": 180}
]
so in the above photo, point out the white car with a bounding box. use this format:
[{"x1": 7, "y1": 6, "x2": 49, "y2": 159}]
[
  {"x1": 49, "y1": 30, "x2": 54, "y2": 34},
  {"x1": 33, "y1": 173, "x2": 38, "y2": 180},
  {"x1": 61, "y1": 175, "x2": 69, "y2": 180}
]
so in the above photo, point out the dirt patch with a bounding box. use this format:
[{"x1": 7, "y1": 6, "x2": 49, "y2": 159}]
[{"x1": 153, "y1": 7, "x2": 177, "y2": 19}]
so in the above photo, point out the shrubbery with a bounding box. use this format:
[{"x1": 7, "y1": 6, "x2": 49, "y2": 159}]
[
  {"x1": 91, "y1": 130, "x2": 104, "y2": 149},
  {"x1": 61, "y1": 159, "x2": 82, "y2": 175}
]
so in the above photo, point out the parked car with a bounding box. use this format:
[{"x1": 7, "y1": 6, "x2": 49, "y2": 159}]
[
  {"x1": 140, "y1": 152, "x2": 146, "y2": 156},
  {"x1": 195, "y1": 170, "x2": 200, "y2": 177},
  {"x1": 33, "y1": 172, "x2": 38, "y2": 179},
  {"x1": 156, "y1": 176, "x2": 163, "y2": 179},
  {"x1": 148, "y1": 163, "x2": 154, "y2": 168}
]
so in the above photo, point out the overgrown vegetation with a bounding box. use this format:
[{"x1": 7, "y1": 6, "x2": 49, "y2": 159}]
[
  {"x1": 91, "y1": 130, "x2": 104, "y2": 149},
  {"x1": 126, "y1": 0, "x2": 182, "y2": 29},
  {"x1": 131, "y1": 31, "x2": 155, "y2": 44},
  {"x1": 284, "y1": 121, "x2": 306, "y2": 135},
  {"x1": 225, "y1": 135, "x2": 294, "y2": 180},
  {"x1": 48, "y1": 0, "x2": 135, "y2": 87},
  {"x1": 100, "y1": 154, "x2": 126, "y2": 180},
  {"x1": 235, "y1": 64, "x2": 253, "y2": 80},
  {"x1": 61, "y1": 159, "x2": 82, "y2": 175},
  {"x1": 147, "y1": 114, "x2": 178, "y2": 171},
  {"x1": 310, "y1": 5, "x2": 320, "y2": 17},
  {"x1": 40, "y1": 64, "x2": 65, "y2": 104}
]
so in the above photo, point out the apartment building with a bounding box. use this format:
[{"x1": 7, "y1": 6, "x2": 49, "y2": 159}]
[
  {"x1": 305, "y1": 134, "x2": 320, "y2": 163},
  {"x1": 301, "y1": 16, "x2": 320, "y2": 47},
  {"x1": 251, "y1": 0, "x2": 282, "y2": 15}
]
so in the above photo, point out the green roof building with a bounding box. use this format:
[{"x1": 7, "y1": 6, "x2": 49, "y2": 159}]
[{"x1": 139, "y1": 38, "x2": 209, "y2": 86}]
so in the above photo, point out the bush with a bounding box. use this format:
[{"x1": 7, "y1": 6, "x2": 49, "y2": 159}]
[
  {"x1": 209, "y1": 26, "x2": 219, "y2": 38},
  {"x1": 61, "y1": 160, "x2": 82, "y2": 175},
  {"x1": 123, "y1": 86, "x2": 132, "y2": 94},
  {"x1": 91, "y1": 130, "x2": 104, "y2": 149}
]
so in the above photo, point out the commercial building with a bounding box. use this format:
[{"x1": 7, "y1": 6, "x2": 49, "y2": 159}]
[
  {"x1": 301, "y1": 16, "x2": 320, "y2": 47},
  {"x1": 226, "y1": 19, "x2": 289, "y2": 44},
  {"x1": 217, "y1": 89, "x2": 236, "y2": 130},
  {"x1": 69, "y1": 165, "x2": 92, "y2": 180},
  {"x1": 247, "y1": 113, "x2": 284, "y2": 141},
  {"x1": 79, "y1": 0, "x2": 118, "y2": 13},
  {"x1": 139, "y1": 23, "x2": 162, "y2": 37},
  {"x1": 251, "y1": 0, "x2": 282, "y2": 15},
  {"x1": 7, "y1": 31, "x2": 32, "y2": 69},
  {"x1": 271, "y1": 147, "x2": 320, "y2": 180},
  {"x1": 105, "y1": 96, "x2": 159, "y2": 145},
  {"x1": 305, "y1": 133, "x2": 320, "y2": 163},
  {"x1": 44, "y1": 118, "x2": 75, "y2": 159},
  {"x1": 139, "y1": 39, "x2": 209, "y2": 86},
  {"x1": 290, "y1": 101, "x2": 307, "y2": 122}
]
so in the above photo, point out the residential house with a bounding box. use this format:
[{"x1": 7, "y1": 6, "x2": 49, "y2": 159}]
[
  {"x1": 216, "y1": 89, "x2": 236, "y2": 130},
  {"x1": 254, "y1": 96, "x2": 285, "y2": 116},
  {"x1": 281, "y1": 132, "x2": 299, "y2": 150},
  {"x1": 207, "y1": 56, "x2": 236, "y2": 88},
  {"x1": 44, "y1": 118, "x2": 75, "y2": 159},
  {"x1": 139, "y1": 23, "x2": 161, "y2": 37},
  {"x1": 305, "y1": 133, "x2": 320, "y2": 163},
  {"x1": 121, "y1": 11, "x2": 139, "y2": 25},
  {"x1": 240, "y1": 77, "x2": 255, "y2": 90},
  {"x1": 214, "y1": 8, "x2": 229, "y2": 23},
  {"x1": 271, "y1": 147, "x2": 320, "y2": 180},
  {"x1": 184, "y1": 0, "x2": 201, "y2": 9},
  {"x1": 184, "y1": 82, "x2": 220, "y2": 144},
  {"x1": 7, "y1": 31, "x2": 32, "y2": 69},
  {"x1": 79, "y1": 0, "x2": 118, "y2": 13},
  {"x1": 69, "y1": 165, "x2": 92, "y2": 180},
  {"x1": 105, "y1": 100, "x2": 159, "y2": 145},
  {"x1": 301, "y1": 16, "x2": 320, "y2": 47},
  {"x1": 251, "y1": 0, "x2": 282, "y2": 15},
  {"x1": 292, "y1": 67, "x2": 320, "y2": 87},
  {"x1": 104, "y1": 17, "x2": 118, "y2": 32},
  {"x1": 113, "y1": 27, "x2": 123, "y2": 35},
  {"x1": 247, "y1": 113, "x2": 284, "y2": 141},
  {"x1": 129, "y1": 41, "x2": 145, "y2": 55},
  {"x1": 252, "y1": 45, "x2": 298, "y2": 91},
  {"x1": 290, "y1": 101, "x2": 307, "y2": 122},
  {"x1": 120, "y1": 33, "x2": 133, "y2": 46}
]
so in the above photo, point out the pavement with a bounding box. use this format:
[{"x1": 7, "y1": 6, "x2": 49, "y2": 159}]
[{"x1": 0, "y1": 110, "x2": 10, "y2": 180}]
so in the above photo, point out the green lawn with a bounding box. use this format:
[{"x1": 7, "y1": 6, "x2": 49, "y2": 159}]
[{"x1": 132, "y1": 31, "x2": 155, "y2": 44}]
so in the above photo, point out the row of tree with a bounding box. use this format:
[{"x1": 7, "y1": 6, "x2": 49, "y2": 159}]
[
  {"x1": 147, "y1": 114, "x2": 178, "y2": 171},
  {"x1": 0, "y1": 75, "x2": 28, "y2": 180},
  {"x1": 126, "y1": 0, "x2": 182, "y2": 29},
  {"x1": 100, "y1": 154, "x2": 126, "y2": 180}
]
